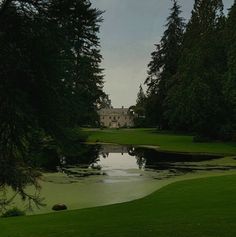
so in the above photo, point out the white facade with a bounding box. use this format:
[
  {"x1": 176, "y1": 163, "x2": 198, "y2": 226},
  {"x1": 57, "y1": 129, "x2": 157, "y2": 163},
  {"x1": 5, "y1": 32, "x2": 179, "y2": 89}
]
[{"x1": 98, "y1": 108, "x2": 134, "y2": 128}]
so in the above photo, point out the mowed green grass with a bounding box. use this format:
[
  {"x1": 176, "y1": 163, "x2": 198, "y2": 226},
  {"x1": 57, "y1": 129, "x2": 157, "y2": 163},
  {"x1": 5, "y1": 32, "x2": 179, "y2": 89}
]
[
  {"x1": 83, "y1": 128, "x2": 236, "y2": 155},
  {"x1": 1, "y1": 174, "x2": 236, "y2": 237}
]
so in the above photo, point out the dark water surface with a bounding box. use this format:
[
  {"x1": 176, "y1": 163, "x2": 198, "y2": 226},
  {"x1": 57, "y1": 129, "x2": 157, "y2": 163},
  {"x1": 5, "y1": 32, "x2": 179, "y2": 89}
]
[{"x1": 55, "y1": 144, "x2": 231, "y2": 179}]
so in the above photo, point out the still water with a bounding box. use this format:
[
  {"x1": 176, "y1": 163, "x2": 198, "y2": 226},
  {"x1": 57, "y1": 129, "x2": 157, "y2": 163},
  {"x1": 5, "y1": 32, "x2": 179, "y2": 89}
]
[{"x1": 3, "y1": 144, "x2": 236, "y2": 214}]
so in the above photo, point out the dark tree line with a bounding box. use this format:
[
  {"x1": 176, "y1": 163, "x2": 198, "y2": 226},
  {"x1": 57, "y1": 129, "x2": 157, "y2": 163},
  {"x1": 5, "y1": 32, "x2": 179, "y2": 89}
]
[
  {"x1": 0, "y1": 0, "x2": 105, "y2": 205},
  {"x1": 137, "y1": 0, "x2": 236, "y2": 140}
]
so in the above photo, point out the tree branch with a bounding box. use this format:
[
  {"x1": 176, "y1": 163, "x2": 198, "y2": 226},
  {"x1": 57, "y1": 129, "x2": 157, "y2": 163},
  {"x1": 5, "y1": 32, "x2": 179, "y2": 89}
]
[{"x1": 0, "y1": 0, "x2": 12, "y2": 17}]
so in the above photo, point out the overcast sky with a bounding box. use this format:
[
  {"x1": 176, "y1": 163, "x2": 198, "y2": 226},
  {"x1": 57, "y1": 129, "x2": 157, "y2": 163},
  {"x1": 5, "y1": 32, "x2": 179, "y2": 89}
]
[{"x1": 92, "y1": 0, "x2": 234, "y2": 108}]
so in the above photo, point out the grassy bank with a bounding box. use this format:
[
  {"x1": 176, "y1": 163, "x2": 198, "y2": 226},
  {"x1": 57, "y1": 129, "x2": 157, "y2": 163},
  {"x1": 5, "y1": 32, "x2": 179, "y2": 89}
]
[
  {"x1": 1, "y1": 174, "x2": 236, "y2": 237},
  {"x1": 83, "y1": 128, "x2": 236, "y2": 155}
]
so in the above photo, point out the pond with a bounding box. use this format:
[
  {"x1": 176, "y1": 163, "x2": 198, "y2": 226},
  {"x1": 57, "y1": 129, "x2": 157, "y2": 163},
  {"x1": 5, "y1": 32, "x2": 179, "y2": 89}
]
[{"x1": 2, "y1": 144, "x2": 236, "y2": 215}]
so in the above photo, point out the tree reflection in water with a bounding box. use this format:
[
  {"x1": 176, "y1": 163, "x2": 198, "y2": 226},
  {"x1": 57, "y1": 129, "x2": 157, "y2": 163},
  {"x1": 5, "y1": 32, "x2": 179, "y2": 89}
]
[
  {"x1": 127, "y1": 146, "x2": 146, "y2": 169},
  {"x1": 128, "y1": 146, "x2": 224, "y2": 173},
  {"x1": 0, "y1": 143, "x2": 102, "y2": 213}
]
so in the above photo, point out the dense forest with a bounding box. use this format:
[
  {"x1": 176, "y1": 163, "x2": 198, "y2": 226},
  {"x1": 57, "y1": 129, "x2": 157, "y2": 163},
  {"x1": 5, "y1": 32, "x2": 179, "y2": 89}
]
[
  {"x1": 135, "y1": 0, "x2": 236, "y2": 140},
  {"x1": 0, "y1": 0, "x2": 105, "y2": 206}
]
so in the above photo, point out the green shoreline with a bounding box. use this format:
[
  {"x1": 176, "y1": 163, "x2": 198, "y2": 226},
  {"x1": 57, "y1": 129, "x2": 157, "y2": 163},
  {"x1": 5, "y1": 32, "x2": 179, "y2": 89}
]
[
  {"x1": 83, "y1": 128, "x2": 236, "y2": 156},
  {"x1": 86, "y1": 141, "x2": 235, "y2": 157},
  {"x1": 2, "y1": 129, "x2": 236, "y2": 236}
]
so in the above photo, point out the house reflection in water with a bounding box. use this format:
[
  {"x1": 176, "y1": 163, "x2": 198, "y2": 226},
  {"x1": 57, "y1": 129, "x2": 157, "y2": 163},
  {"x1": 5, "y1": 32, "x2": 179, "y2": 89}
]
[{"x1": 100, "y1": 144, "x2": 129, "y2": 157}]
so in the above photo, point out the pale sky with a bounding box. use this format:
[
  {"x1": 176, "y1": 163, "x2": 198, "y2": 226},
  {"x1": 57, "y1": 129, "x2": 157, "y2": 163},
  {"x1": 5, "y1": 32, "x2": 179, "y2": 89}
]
[{"x1": 92, "y1": 0, "x2": 234, "y2": 108}]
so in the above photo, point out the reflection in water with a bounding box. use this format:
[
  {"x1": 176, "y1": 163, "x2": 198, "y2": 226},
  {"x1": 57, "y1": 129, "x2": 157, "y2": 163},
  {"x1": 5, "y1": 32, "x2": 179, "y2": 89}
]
[
  {"x1": 27, "y1": 143, "x2": 231, "y2": 181},
  {"x1": 37, "y1": 145, "x2": 236, "y2": 214},
  {"x1": 130, "y1": 148, "x2": 225, "y2": 172},
  {"x1": 1, "y1": 143, "x2": 236, "y2": 214},
  {"x1": 31, "y1": 144, "x2": 101, "y2": 172},
  {"x1": 53, "y1": 145, "x2": 233, "y2": 182},
  {"x1": 0, "y1": 144, "x2": 101, "y2": 213}
]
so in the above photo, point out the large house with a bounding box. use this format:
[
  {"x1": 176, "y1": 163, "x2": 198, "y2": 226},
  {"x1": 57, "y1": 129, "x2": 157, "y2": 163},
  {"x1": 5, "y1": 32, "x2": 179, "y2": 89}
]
[{"x1": 98, "y1": 107, "x2": 134, "y2": 128}]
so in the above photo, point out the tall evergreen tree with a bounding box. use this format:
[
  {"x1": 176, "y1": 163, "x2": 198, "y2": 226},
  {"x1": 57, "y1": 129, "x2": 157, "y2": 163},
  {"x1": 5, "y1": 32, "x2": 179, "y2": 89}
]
[
  {"x1": 0, "y1": 0, "x2": 105, "y2": 203},
  {"x1": 224, "y1": 1, "x2": 236, "y2": 132},
  {"x1": 136, "y1": 85, "x2": 146, "y2": 107},
  {"x1": 48, "y1": 0, "x2": 105, "y2": 126},
  {"x1": 132, "y1": 85, "x2": 147, "y2": 127},
  {"x1": 145, "y1": 0, "x2": 184, "y2": 128},
  {"x1": 136, "y1": 85, "x2": 146, "y2": 117},
  {"x1": 166, "y1": 0, "x2": 227, "y2": 138}
]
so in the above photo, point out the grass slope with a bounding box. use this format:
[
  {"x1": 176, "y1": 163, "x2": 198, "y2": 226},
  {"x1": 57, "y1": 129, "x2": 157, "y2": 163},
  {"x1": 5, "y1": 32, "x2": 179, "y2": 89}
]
[
  {"x1": 1, "y1": 175, "x2": 236, "y2": 237},
  {"x1": 83, "y1": 128, "x2": 236, "y2": 155}
]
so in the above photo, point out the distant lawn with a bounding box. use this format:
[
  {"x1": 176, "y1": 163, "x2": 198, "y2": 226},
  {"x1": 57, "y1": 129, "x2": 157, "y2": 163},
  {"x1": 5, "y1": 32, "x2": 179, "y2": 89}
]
[
  {"x1": 83, "y1": 128, "x2": 236, "y2": 155},
  {"x1": 1, "y1": 174, "x2": 236, "y2": 237}
]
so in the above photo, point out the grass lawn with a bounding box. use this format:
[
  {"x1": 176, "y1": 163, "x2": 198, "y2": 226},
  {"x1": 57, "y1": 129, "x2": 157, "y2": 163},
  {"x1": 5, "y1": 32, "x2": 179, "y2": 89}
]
[
  {"x1": 83, "y1": 128, "x2": 236, "y2": 155},
  {"x1": 1, "y1": 174, "x2": 236, "y2": 237}
]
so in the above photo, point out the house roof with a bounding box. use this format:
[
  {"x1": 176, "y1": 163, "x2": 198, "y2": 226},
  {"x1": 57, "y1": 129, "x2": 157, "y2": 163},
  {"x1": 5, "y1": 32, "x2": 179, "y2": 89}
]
[{"x1": 98, "y1": 108, "x2": 129, "y2": 115}]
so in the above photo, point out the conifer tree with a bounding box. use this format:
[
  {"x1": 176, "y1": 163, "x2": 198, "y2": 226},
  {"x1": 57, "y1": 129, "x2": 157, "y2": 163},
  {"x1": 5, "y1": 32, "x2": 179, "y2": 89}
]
[
  {"x1": 224, "y1": 1, "x2": 236, "y2": 131},
  {"x1": 48, "y1": 0, "x2": 105, "y2": 126},
  {"x1": 133, "y1": 85, "x2": 147, "y2": 127},
  {"x1": 166, "y1": 0, "x2": 227, "y2": 138},
  {"x1": 136, "y1": 85, "x2": 146, "y2": 107},
  {"x1": 0, "y1": 0, "x2": 105, "y2": 202},
  {"x1": 145, "y1": 0, "x2": 184, "y2": 129}
]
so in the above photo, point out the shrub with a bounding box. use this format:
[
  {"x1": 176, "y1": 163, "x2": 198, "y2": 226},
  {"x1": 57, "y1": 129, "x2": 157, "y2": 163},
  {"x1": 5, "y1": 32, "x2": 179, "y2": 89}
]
[
  {"x1": 1, "y1": 207, "x2": 26, "y2": 218},
  {"x1": 52, "y1": 204, "x2": 67, "y2": 211}
]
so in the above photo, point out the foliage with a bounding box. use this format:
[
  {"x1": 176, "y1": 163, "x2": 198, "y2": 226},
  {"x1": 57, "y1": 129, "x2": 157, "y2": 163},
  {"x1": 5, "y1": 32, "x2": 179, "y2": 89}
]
[
  {"x1": 0, "y1": 0, "x2": 104, "y2": 206},
  {"x1": 132, "y1": 85, "x2": 147, "y2": 127},
  {"x1": 1, "y1": 207, "x2": 25, "y2": 218},
  {"x1": 98, "y1": 94, "x2": 112, "y2": 109},
  {"x1": 224, "y1": 2, "x2": 236, "y2": 132},
  {"x1": 144, "y1": 0, "x2": 185, "y2": 129},
  {"x1": 141, "y1": 0, "x2": 236, "y2": 140},
  {"x1": 166, "y1": 0, "x2": 227, "y2": 139}
]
